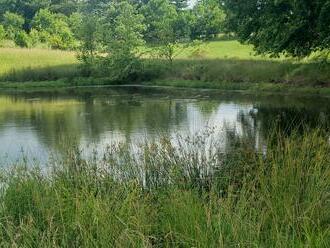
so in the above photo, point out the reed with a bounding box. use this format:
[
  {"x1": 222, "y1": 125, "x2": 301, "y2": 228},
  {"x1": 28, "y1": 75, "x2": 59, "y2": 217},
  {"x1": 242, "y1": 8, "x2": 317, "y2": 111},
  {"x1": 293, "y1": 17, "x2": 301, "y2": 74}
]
[{"x1": 0, "y1": 130, "x2": 328, "y2": 247}]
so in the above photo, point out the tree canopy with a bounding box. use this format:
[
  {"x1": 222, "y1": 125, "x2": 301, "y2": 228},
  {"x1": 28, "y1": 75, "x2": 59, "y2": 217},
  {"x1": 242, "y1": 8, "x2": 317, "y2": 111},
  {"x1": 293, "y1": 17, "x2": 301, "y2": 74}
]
[
  {"x1": 223, "y1": 0, "x2": 330, "y2": 57},
  {"x1": 1, "y1": 0, "x2": 328, "y2": 60}
]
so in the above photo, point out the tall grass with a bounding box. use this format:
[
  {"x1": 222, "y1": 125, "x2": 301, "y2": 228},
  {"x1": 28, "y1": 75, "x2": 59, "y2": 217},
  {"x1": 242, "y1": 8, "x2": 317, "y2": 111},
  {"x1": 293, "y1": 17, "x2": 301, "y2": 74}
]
[
  {"x1": 0, "y1": 130, "x2": 329, "y2": 247},
  {"x1": 143, "y1": 58, "x2": 330, "y2": 87},
  {"x1": 0, "y1": 48, "x2": 79, "y2": 82},
  {"x1": 0, "y1": 41, "x2": 330, "y2": 89},
  {"x1": 0, "y1": 48, "x2": 77, "y2": 74}
]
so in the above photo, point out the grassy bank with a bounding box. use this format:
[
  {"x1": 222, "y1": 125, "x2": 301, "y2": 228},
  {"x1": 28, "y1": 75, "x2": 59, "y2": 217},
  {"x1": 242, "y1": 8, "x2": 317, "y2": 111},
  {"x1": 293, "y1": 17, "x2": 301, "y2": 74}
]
[
  {"x1": 0, "y1": 130, "x2": 329, "y2": 247},
  {"x1": 1, "y1": 41, "x2": 330, "y2": 93},
  {"x1": 2, "y1": 79, "x2": 330, "y2": 96}
]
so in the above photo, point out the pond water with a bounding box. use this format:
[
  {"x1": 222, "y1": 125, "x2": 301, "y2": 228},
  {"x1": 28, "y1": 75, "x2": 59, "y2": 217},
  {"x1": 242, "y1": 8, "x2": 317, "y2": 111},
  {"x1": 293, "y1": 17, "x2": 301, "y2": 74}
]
[{"x1": 0, "y1": 86, "x2": 329, "y2": 163}]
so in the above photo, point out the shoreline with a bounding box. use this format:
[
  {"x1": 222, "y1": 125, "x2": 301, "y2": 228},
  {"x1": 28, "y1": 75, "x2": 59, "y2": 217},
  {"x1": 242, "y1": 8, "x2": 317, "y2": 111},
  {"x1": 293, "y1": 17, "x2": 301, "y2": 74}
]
[{"x1": 1, "y1": 79, "x2": 330, "y2": 97}]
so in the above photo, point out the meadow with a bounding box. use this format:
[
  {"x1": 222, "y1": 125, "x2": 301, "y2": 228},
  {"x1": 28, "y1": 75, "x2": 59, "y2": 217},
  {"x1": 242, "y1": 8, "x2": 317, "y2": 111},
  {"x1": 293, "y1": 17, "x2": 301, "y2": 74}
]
[
  {"x1": 0, "y1": 129, "x2": 329, "y2": 247},
  {"x1": 0, "y1": 40, "x2": 330, "y2": 93}
]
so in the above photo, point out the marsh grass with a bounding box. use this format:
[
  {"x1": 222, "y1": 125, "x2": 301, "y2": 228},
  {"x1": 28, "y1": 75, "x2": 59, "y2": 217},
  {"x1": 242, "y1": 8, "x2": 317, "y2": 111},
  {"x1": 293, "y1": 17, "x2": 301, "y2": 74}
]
[{"x1": 0, "y1": 130, "x2": 329, "y2": 247}]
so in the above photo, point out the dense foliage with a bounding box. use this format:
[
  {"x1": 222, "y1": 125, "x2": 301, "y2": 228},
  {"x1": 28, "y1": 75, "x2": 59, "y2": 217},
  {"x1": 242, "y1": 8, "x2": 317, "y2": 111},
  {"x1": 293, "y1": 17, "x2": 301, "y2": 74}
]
[
  {"x1": 223, "y1": 0, "x2": 330, "y2": 57},
  {"x1": 0, "y1": 0, "x2": 225, "y2": 48},
  {"x1": 1, "y1": 0, "x2": 329, "y2": 77}
]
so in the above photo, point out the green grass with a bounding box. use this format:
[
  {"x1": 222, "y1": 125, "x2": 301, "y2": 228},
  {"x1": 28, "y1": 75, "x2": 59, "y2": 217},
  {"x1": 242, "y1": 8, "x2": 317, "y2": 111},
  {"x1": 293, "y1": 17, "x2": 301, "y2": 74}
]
[
  {"x1": 0, "y1": 130, "x2": 329, "y2": 247},
  {"x1": 0, "y1": 48, "x2": 79, "y2": 82},
  {"x1": 178, "y1": 40, "x2": 264, "y2": 60},
  {"x1": 0, "y1": 48, "x2": 77, "y2": 74},
  {"x1": 0, "y1": 41, "x2": 330, "y2": 93}
]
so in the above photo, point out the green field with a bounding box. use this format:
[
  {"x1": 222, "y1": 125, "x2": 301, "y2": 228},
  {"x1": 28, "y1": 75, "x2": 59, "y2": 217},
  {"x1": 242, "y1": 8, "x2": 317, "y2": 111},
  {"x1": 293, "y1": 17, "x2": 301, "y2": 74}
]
[
  {"x1": 0, "y1": 48, "x2": 78, "y2": 75},
  {"x1": 0, "y1": 40, "x2": 329, "y2": 92},
  {"x1": 178, "y1": 40, "x2": 265, "y2": 60},
  {"x1": 0, "y1": 41, "x2": 260, "y2": 75}
]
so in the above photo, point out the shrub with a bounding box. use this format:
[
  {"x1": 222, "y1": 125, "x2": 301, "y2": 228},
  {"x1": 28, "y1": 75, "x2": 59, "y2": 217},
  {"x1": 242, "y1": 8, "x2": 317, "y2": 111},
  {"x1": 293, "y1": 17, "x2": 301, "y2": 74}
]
[
  {"x1": 3, "y1": 12, "x2": 25, "y2": 40},
  {"x1": 31, "y1": 9, "x2": 77, "y2": 50},
  {"x1": 0, "y1": 25, "x2": 5, "y2": 42},
  {"x1": 14, "y1": 31, "x2": 31, "y2": 48},
  {"x1": 29, "y1": 28, "x2": 40, "y2": 47}
]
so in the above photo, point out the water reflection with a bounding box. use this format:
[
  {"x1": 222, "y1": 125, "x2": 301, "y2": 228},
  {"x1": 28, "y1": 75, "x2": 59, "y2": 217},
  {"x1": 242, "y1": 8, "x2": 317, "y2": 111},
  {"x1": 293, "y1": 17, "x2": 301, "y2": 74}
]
[{"x1": 0, "y1": 87, "x2": 329, "y2": 162}]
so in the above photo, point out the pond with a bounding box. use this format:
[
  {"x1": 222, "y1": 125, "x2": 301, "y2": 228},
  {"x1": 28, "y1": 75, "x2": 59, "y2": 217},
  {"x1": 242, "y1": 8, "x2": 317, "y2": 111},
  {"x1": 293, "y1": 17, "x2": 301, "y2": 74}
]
[{"x1": 0, "y1": 86, "x2": 329, "y2": 163}]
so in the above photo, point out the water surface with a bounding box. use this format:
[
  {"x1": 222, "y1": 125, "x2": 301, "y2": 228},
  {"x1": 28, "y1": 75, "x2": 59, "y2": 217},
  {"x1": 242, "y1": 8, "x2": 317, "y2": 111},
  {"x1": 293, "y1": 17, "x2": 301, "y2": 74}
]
[{"x1": 0, "y1": 87, "x2": 329, "y2": 163}]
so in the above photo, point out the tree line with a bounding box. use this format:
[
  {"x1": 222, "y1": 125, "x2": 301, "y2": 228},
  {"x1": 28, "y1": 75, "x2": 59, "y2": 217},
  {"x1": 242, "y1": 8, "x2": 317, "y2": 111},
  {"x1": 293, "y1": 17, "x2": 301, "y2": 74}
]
[
  {"x1": 0, "y1": 0, "x2": 224, "y2": 49},
  {"x1": 0, "y1": 0, "x2": 329, "y2": 78}
]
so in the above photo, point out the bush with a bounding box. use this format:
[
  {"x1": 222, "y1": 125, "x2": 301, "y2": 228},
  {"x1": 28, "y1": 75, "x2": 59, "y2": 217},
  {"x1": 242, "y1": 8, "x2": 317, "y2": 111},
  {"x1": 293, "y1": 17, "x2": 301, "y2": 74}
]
[
  {"x1": 0, "y1": 25, "x2": 5, "y2": 42},
  {"x1": 31, "y1": 9, "x2": 77, "y2": 50},
  {"x1": 28, "y1": 28, "x2": 41, "y2": 47},
  {"x1": 3, "y1": 12, "x2": 25, "y2": 40},
  {"x1": 14, "y1": 31, "x2": 31, "y2": 48}
]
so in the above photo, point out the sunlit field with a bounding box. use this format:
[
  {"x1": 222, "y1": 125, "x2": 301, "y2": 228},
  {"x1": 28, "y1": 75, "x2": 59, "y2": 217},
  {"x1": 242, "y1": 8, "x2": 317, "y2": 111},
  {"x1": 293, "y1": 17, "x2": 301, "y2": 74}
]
[
  {"x1": 0, "y1": 48, "x2": 78, "y2": 75},
  {"x1": 0, "y1": 41, "x2": 257, "y2": 77},
  {"x1": 0, "y1": 41, "x2": 329, "y2": 90},
  {"x1": 177, "y1": 40, "x2": 263, "y2": 60}
]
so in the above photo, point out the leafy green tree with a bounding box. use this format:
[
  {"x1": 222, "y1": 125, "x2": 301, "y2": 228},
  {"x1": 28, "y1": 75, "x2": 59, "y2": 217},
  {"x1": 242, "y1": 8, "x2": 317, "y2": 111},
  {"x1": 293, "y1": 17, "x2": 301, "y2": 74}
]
[
  {"x1": 77, "y1": 14, "x2": 102, "y2": 70},
  {"x1": 68, "y1": 12, "x2": 83, "y2": 38},
  {"x1": 222, "y1": 0, "x2": 330, "y2": 57},
  {"x1": 2, "y1": 11, "x2": 25, "y2": 39},
  {"x1": 191, "y1": 0, "x2": 225, "y2": 39},
  {"x1": 31, "y1": 9, "x2": 77, "y2": 49},
  {"x1": 100, "y1": 0, "x2": 146, "y2": 79},
  {"x1": 0, "y1": 0, "x2": 50, "y2": 29},
  {"x1": 142, "y1": 0, "x2": 190, "y2": 64},
  {"x1": 49, "y1": 0, "x2": 82, "y2": 15}
]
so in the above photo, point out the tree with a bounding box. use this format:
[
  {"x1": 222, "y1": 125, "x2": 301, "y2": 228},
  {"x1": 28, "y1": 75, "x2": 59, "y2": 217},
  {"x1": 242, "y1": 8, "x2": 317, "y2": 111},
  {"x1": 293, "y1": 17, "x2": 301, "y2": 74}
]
[
  {"x1": 31, "y1": 9, "x2": 77, "y2": 50},
  {"x1": 0, "y1": 0, "x2": 50, "y2": 30},
  {"x1": 77, "y1": 14, "x2": 102, "y2": 68},
  {"x1": 68, "y1": 12, "x2": 83, "y2": 38},
  {"x1": 142, "y1": 0, "x2": 192, "y2": 64},
  {"x1": 2, "y1": 11, "x2": 25, "y2": 30},
  {"x1": 2, "y1": 11, "x2": 25, "y2": 40},
  {"x1": 101, "y1": 0, "x2": 146, "y2": 79},
  {"x1": 79, "y1": 0, "x2": 146, "y2": 79},
  {"x1": 222, "y1": 0, "x2": 330, "y2": 57},
  {"x1": 191, "y1": 0, "x2": 225, "y2": 39},
  {"x1": 49, "y1": 0, "x2": 82, "y2": 15}
]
